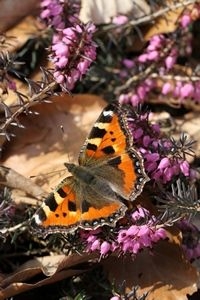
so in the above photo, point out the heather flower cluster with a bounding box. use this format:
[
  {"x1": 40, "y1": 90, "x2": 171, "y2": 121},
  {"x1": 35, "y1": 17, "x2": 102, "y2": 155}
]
[
  {"x1": 40, "y1": 0, "x2": 80, "y2": 29},
  {"x1": 125, "y1": 107, "x2": 191, "y2": 183},
  {"x1": 119, "y1": 34, "x2": 178, "y2": 106},
  {"x1": 40, "y1": 0, "x2": 97, "y2": 90},
  {"x1": 51, "y1": 23, "x2": 97, "y2": 90},
  {"x1": 80, "y1": 207, "x2": 166, "y2": 257},
  {"x1": 119, "y1": 5, "x2": 200, "y2": 108},
  {"x1": 40, "y1": 0, "x2": 65, "y2": 30}
]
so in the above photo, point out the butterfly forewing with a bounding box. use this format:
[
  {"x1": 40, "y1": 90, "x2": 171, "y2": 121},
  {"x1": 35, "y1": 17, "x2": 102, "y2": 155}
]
[
  {"x1": 78, "y1": 103, "x2": 148, "y2": 200},
  {"x1": 79, "y1": 104, "x2": 130, "y2": 163}
]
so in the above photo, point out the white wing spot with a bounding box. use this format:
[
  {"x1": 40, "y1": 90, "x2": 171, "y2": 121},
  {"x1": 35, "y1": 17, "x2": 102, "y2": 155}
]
[
  {"x1": 103, "y1": 110, "x2": 113, "y2": 116},
  {"x1": 34, "y1": 214, "x2": 42, "y2": 225}
]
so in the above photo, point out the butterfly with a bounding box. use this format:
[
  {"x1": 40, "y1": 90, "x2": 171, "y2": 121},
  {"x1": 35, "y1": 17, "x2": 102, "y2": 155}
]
[{"x1": 31, "y1": 103, "x2": 149, "y2": 235}]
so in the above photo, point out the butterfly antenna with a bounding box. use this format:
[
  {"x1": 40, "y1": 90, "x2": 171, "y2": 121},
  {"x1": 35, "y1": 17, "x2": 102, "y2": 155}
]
[{"x1": 30, "y1": 168, "x2": 67, "y2": 180}]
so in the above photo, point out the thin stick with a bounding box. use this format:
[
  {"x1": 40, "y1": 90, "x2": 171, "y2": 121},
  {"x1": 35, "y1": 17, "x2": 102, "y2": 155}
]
[{"x1": 0, "y1": 166, "x2": 47, "y2": 200}]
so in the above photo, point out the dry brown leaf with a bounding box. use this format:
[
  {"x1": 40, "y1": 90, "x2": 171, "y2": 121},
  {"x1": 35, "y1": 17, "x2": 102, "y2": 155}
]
[
  {"x1": 2, "y1": 94, "x2": 107, "y2": 192},
  {"x1": 0, "y1": 253, "x2": 97, "y2": 299},
  {"x1": 0, "y1": 0, "x2": 40, "y2": 33},
  {"x1": 4, "y1": 16, "x2": 42, "y2": 53},
  {"x1": 176, "y1": 112, "x2": 200, "y2": 157},
  {"x1": 79, "y1": 0, "x2": 150, "y2": 24},
  {"x1": 103, "y1": 238, "x2": 198, "y2": 300},
  {"x1": 144, "y1": 2, "x2": 195, "y2": 40},
  {"x1": 144, "y1": 8, "x2": 183, "y2": 40}
]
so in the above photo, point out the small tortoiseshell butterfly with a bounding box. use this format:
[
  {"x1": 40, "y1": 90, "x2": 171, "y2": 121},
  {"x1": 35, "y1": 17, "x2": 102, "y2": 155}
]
[{"x1": 31, "y1": 103, "x2": 149, "y2": 235}]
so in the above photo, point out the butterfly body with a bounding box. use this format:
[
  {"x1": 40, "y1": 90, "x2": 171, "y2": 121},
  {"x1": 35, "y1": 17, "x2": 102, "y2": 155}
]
[{"x1": 31, "y1": 103, "x2": 149, "y2": 235}]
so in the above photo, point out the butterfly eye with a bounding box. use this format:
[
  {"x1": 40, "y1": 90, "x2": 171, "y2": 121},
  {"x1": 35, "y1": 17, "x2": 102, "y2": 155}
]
[{"x1": 65, "y1": 162, "x2": 75, "y2": 173}]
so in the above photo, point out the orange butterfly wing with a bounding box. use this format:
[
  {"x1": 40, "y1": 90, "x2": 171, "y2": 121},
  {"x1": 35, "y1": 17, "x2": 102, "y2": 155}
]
[
  {"x1": 79, "y1": 103, "x2": 148, "y2": 200},
  {"x1": 31, "y1": 177, "x2": 126, "y2": 235}
]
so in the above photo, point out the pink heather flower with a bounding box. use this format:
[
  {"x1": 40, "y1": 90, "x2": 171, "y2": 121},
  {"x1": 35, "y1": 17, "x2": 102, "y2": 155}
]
[
  {"x1": 137, "y1": 85, "x2": 147, "y2": 100},
  {"x1": 180, "y1": 83, "x2": 194, "y2": 98},
  {"x1": 100, "y1": 241, "x2": 111, "y2": 256},
  {"x1": 151, "y1": 123, "x2": 160, "y2": 134},
  {"x1": 77, "y1": 60, "x2": 90, "y2": 74},
  {"x1": 119, "y1": 94, "x2": 129, "y2": 104},
  {"x1": 117, "y1": 230, "x2": 127, "y2": 243},
  {"x1": 138, "y1": 230, "x2": 152, "y2": 247},
  {"x1": 130, "y1": 94, "x2": 140, "y2": 106},
  {"x1": 132, "y1": 207, "x2": 149, "y2": 221},
  {"x1": 152, "y1": 228, "x2": 167, "y2": 242},
  {"x1": 148, "y1": 34, "x2": 164, "y2": 49},
  {"x1": 144, "y1": 78, "x2": 155, "y2": 90},
  {"x1": 90, "y1": 239, "x2": 100, "y2": 251},
  {"x1": 62, "y1": 27, "x2": 76, "y2": 41},
  {"x1": 122, "y1": 240, "x2": 134, "y2": 252},
  {"x1": 162, "y1": 82, "x2": 172, "y2": 95},
  {"x1": 123, "y1": 59, "x2": 135, "y2": 69},
  {"x1": 132, "y1": 241, "x2": 141, "y2": 254},
  {"x1": 138, "y1": 53, "x2": 148, "y2": 63},
  {"x1": 146, "y1": 161, "x2": 158, "y2": 172},
  {"x1": 56, "y1": 56, "x2": 68, "y2": 68},
  {"x1": 110, "y1": 296, "x2": 120, "y2": 300},
  {"x1": 181, "y1": 14, "x2": 192, "y2": 28},
  {"x1": 134, "y1": 128, "x2": 143, "y2": 139},
  {"x1": 52, "y1": 42, "x2": 69, "y2": 56},
  {"x1": 54, "y1": 72, "x2": 64, "y2": 83},
  {"x1": 164, "y1": 165, "x2": 177, "y2": 182},
  {"x1": 147, "y1": 50, "x2": 159, "y2": 61},
  {"x1": 145, "y1": 153, "x2": 160, "y2": 162},
  {"x1": 126, "y1": 225, "x2": 139, "y2": 236},
  {"x1": 137, "y1": 225, "x2": 150, "y2": 237},
  {"x1": 112, "y1": 15, "x2": 128, "y2": 25},
  {"x1": 157, "y1": 157, "x2": 171, "y2": 170},
  {"x1": 179, "y1": 160, "x2": 190, "y2": 176},
  {"x1": 174, "y1": 81, "x2": 183, "y2": 98},
  {"x1": 87, "y1": 235, "x2": 97, "y2": 243},
  {"x1": 52, "y1": 15, "x2": 64, "y2": 28},
  {"x1": 143, "y1": 135, "x2": 151, "y2": 147},
  {"x1": 165, "y1": 55, "x2": 176, "y2": 70},
  {"x1": 41, "y1": 0, "x2": 51, "y2": 6},
  {"x1": 40, "y1": 9, "x2": 51, "y2": 19}
]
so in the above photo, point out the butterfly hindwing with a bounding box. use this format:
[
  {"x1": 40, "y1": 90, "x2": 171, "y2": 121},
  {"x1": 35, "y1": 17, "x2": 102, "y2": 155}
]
[{"x1": 32, "y1": 176, "x2": 127, "y2": 235}]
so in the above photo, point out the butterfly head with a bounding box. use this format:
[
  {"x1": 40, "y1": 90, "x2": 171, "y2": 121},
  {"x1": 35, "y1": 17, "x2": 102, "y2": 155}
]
[{"x1": 64, "y1": 162, "x2": 76, "y2": 174}]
